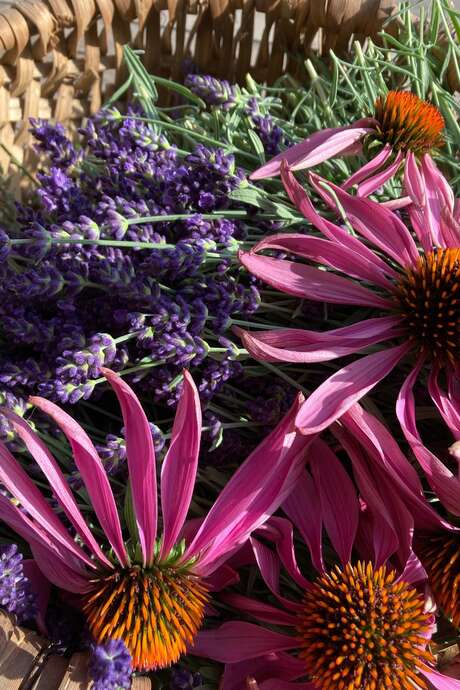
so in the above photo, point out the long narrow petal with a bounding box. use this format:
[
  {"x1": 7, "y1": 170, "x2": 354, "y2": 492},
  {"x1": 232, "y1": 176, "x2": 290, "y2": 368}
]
[
  {"x1": 31, "y1": 543, "x2": 92, "y2": 594},
  {"x1": 220, "y1": 654, "x2": 307, "y2": 690},
  {"x1": 30, "y1": 395, "x2": 128, "y2": 567},
  {"x1": 428, "y1": 370, "x2": 460, "y2": 440},
  {"x1": 310, "y1": 438, "x2": 359, "y2": 566},
  {"x1": 280, "y1": 163, "x2": 396, "y2": 288},
  {"x1": 250, "y1": 537, "x2": 302, "y2": 612},
  {"x1": 258, "y1": 517, "x2": 310, "y2": 590},
  {"x1": 160, "y1": 370, "x2": 201, "y2": 558},
  {"x1": 250, "y1": 123, "x2": 374, "y2": 179},
  {"x1": 2, "y1": 410, "x2": 111, "y2": 568},
  {"x1": 250, "y1": 233, "x2": 396, "y2": 289},
  {"x1": 397, "y1": 366, "x2": 460, "y2": 516},
  {"x1": 102, "y1": 369, "x2": 157, "y2": 566},
  {"x1": 219, "y1": 593, "x2": 298, "y2": 626},
  {"x1": 0, "y1": 441, "x2": 95, "y2": 569},
  {"x1": 191, "y1": 622, "x2": 297, "y2": 662},
  {"x1": 185, "y1": 394, "x2": 310, "y2": 574},
  {"x1": 235, "y1": 316, "x2": 402, "y2": 363},
  {"x1": 356, "y1": 150, "x2": 404, "y2": 197},
  {"x1": 239, "y1": 252, "x2": 393, "y2": 309},
  {"x1": 0, "y1": 493, "x2": 89, "y2": 589},
  {"x1": 342, "y1": 144, "x2": 393, "y2": 189},
  {"x1": 296, "y1": 342, "x2": 411, "y2": 434},
  {"x1": 422, "y1": 669, "x2": 460, "y2": 689},
  {"x1": 420, "y1": 154, "x2": 454, "y2": 248},
  {"x1": 282, "y1": 471, "x2": 324, "y2": 574},
  {"x1": 310, "y1": 174, "x2": 420, "y2": 268}
]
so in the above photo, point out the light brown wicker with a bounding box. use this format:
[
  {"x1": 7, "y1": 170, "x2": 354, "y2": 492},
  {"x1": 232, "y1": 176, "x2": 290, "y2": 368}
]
[{"x1": 0, "y1": 0, "x2": 397, "y2": 179}]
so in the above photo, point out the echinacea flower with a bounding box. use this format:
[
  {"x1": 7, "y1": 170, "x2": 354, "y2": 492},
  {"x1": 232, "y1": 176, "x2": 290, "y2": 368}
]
[
  {"x1": 0, "y1": 369, "x2": 310, "y2": 671},
  {"x1": 238, "y1": 162, "x2": 460, "y2": 434},
  {"x1": 251, "y1": 90, "x2": 445, "y2": 199},
  {"x1": 193, "y1": 403, "x2": 460, "y2": 690}
]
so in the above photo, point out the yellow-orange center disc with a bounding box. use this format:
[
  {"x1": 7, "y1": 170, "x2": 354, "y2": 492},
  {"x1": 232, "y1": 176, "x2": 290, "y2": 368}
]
[
  {"x1": 296, "y1": 562, "x2": 433, "y2": 690},
  {"x1": 83, "y1": 565, "x2": 209, "y2": 671}
]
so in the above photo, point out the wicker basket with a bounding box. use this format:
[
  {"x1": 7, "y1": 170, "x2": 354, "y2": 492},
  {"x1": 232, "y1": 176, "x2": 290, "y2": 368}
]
[
  {"x1": 0, "y1": 611, "x2": 153, "y2": 689},
  {"x1": 0, "y1": 0, "x2": 397, "y2": 179}
]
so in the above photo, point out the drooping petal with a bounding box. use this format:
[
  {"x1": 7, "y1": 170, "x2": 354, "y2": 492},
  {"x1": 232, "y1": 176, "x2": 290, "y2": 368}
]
[
  {"x1": 282, "y1": 471, "x2": 324, "y2": 573},
  {"x1": 356, "y1": 150, "x2": 404, "y2": 197},
  {"x1": 420, "y1": 154, "x2": 454, "y2": 248},
  {"x1": 250, "y1": 122, "x2": 374, "y2": 179},
  {"x1": 250, "y1": 234, "x2": 396, "y2": 289},
  {"x1": 220, "y1": 654, "x2": 306, "y2": 690},
  {"x1": 310, "y1": 438, "x2": 359, "y2": 566},
  {"x1": 185, "y1": 394, "x2": 311, "y2": 574},
  {"x1": 31, "y1": 543, "x2": 92, "y2": 594},
  {"x1": 310, "y1": 174, "x2": 420, "y2": 268},
  {"x1": 101, "y1": 369, "x2": 156, "y2": 566},
  {"x1": 258, "y1": 517, "x2": 310, "y2": 590},
  {"x1": 280, "y1": 163, "x2": 397, "y2": 288},
  {"x1": 0, "y1": 493, "x2": 89, "y2": 589},
  {"x1": 30, "y1": 395, "x2": 128, "y2": 567},
  {"x1": 191, "y1": 622, "x2": 297, "y2": 662},
  {"x1": 295, "y1": 342, "x2": 411, "y2": 434},
  {"x1": 421, "y1": 668, "x2": 460, "y2": 689},
  {"x1": 2, "y1": 410, "x2": 111, "y2": 568},
  {"x1": 219, "y1": 593, "x2": 298, "y2": 626},
  {"x1": 428, "y1": 369, "x2": 460, "y2": 441},
  {"x1": 0, "y1": 440, "x2": 95, "y2": 569},
  {"x1": 239, "y1": 252, "x2": 393, "y2": 309},
  {"x1": 250, "y1": 537, "x2": 302, "y2": 612},
  {"x1": 235, "y1": 316, "x2": 402, "y2": 363},
  {"x1": 160, "y1": 370, "x2": 201, "y2": 558},
  {"x1": 404, "y1": 152, "x2": 433, "y2": 253},
  {"x1": 342, "y1": 144, "x2": 393, "y2": 189},
  {"x1": 397, "y1": 365, "x2": 460, "y2": 516}
]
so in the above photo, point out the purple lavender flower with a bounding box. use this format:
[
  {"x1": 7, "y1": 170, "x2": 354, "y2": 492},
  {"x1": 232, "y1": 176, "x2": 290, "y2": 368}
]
[
  {"x1": 0, "y1": 229, "x2": 10, "y2": 263},
  {"x1": 184, "y1": 74, "x2": 237, "y2": 109},
  {"x1": 0, "y1": 544, "x2": 37, "y2": 624},
  {"x1": 245, "y1": 97, "x2": 287, "y2": 156},
  {"x1": 170, "y1": 666, "x2": 203, "y2": 689},
  {"x1": 89, "y1": 639, "x2": 132, "y2": 690},
  {"x1": 29, "y1": 119, "x2": 78, "y2": 167}
]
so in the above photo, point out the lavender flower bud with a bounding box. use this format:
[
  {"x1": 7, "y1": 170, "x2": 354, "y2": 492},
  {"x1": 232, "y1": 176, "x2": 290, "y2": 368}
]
[{"x1": 89, "y1": 639, "x2": 132, "y2": 690}]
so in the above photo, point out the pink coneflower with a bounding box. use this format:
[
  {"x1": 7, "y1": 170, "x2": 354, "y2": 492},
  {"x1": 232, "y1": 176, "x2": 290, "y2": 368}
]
[
  {"x1": 238, "y1": 161, "x2": 460, "y2": 434},
  {"x1": 0, "y1": 368, "x2": 310, "y2": 672},
  {"x1": 251, "y1": 91, "x2": 445, "y2": 199},
  {"x1": 193, "y1": 405, "x2": 459, "y2": 690}
]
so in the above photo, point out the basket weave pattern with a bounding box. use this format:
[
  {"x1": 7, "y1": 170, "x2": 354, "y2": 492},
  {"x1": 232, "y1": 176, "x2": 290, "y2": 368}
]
[{"x1": 0, "y1": 0, "x2": 396, "y2": 177}]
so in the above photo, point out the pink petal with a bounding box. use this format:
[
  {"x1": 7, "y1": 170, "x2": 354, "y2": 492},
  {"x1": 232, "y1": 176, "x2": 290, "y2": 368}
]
[
  {"x1": 282, "y1": 471, "x2": 324, "y2": 573},
  {"x1": 310, "y1": 174, "x2": 420, "y2": 268},
  {"x1": 250, "y1": 233, "x2": 396, "y2": 289},
  {"x1": 341, "y1": 404, "x2": 447, "y2": 532},
  {"x1": 428, "y1": 370, "x2": 460, "y2": 441},
  {"x1": 250, "y1": 122, "x2": 374, "y2": 179},
  {"x1": 280, "y1": 162, "x2": 397, "y2": 288},
  {"x1": 185, "y1": 394, "x2": 310, "y2": 574},
  {"x1": 0, "y1": 440, "x2": 95, "y2": 569},
  {"x1": 422, "y1": 668, "x2": 460, "y2": 689},
  {"x1": 261, "y1": 682, "x2": 317, "y2": 690},
  {"x1": 400, "y1": 550, "x2": 427, "y2": 586},
  {"x1": 310, "y1": 438, "x2": 359, "y2": 565},
  {"x1": 220, "y1": 654, "x2": 306, "y2": 690},
  {"x1": 31, "y1": 543, "x2": 92, "y2": 594},
  {"x1": 258, "y1": 517, "x2": 310, "y2": 590},
  {"x1": 250, "y1": 537, "x2": 302, "y2": 612},
  {"x1": 103, "y1": 369, "x2": 158, "y2": 565},
  {"x1": 2, "y1": 410, "x2": 112, "y2": 568},
  {"x1": 205, "y1": 564, "x2": 239, "y2": 591},
  {"x1": 397, "y1": 366, "x2": 460, "y2": 516},
  {"x1": 239, "y1": 252, "x2": 393, "y2": 310},
  {"x1": 160, "y1": 370, "x2": 201, "y2": 558},
  {"x1": 356, "y1": 150, "x2": 404, "y2": 197},
  {"x1": 380, "y1": 196, "x2": 413, "y2": 211},
  {"x1": 342, "y1": 144, "x2": 393, "y2": 189},
  {"x1": 220, "y1": 592, "x2": 298, "y2": 626},
  {"x1": 30, "y1": 395, "x2": 128, "y2": 567},
  {"x1": 191, "y1": 622, "x2": 297, "y2": 662},
  {"x1": 296, "y1": 342, "x2": 411, "y2": 434},
  {"x1": 0, "y1": 493, "x2": 89, "y2": 590},
  {"x1": 420, "y1": 154, "x2": 454, "y2": 247},
  {"x1": 235, "y1": 316, "x2": 402, "y2": 363}
]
